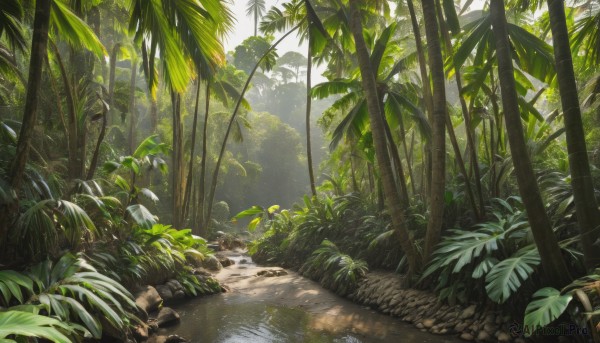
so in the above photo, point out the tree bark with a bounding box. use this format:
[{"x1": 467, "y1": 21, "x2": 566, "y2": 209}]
[
  {"x1": 421, "y1": 0, "x2": 446, "y2": 264},
  {"x1": 128, "y1": 60, "x2": 137, "y2": 155},
  {"x1": 348, "y1": 0, "x2": 420, "y2": 275},
  {"x1": 434, "y1": 0, "x2": 485, "y2": 219},
  {"x1": 490, "y1": 0, "x2": 571, "y2": 286},
  {"x1": 547, "y1": 0, "x2": 600, "y2": 269},
  {"x1": 183, "y1": 81, "x2": 202, "y2": 223},
  {"x1": 306, "y1": 36, "x2": 317, "y2": 197},
  {"x1": 2, "y1": 0, "x2": 52, "y2": 242},
  {"x1": 198, "y1": 85, "x2": 210, "y2": 237},
  {"x1": 171, "y1": 91, "x2": 184, "y2": 228}
]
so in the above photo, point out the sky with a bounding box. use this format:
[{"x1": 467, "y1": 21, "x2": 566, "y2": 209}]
[{"x1": 224, "y1": 0, "x2": 306, "y2": 56}]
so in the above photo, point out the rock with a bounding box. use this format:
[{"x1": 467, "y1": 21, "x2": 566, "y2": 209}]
[
  {"x1": 423, "y1": 319, "x2": 435, "y2": 329},
  {"x1": 215, "y1": 253, "x2": 235, "y2": 267},
  {"x1": 155, "y1": 285, "x2": 173, "y2": 302},
  {"x1": 497, "y1": 332, "x2": 511, "y2": 342},
  {"x1": 460, "y1": 332, "x2": 474, "y2": 341},
  {"x1": 275, "y1": 270, "x2": 288, "y2": 276},
  {"x1": 215, "y1": 231, "x2": 226, "y2": 237},
  {"x1": 476, "y1": 330, "x2": 491, "y2": 341},
  {"x1": 194, "y1": 268, "x2": 213, "y2": 276},
  {"x1": 483, "y1": 322, "x2": 497, "y2": 334},
  {"x1": 460, "y1": 305, "x2": 477, "y2": 320},
  {"x1": 173, "y1": 289, "x2": 186, "y2": 300},
  {"x1": 166, "y1": 279, "x2": 184, "y2": 293},
  {"x1": 135, "y1": 286, "x2": 163, "y2": 314},
  {"x1": 416, "y1": 323, "x2": 425, "y2": 329},
  {"x1": 202, "y1": 255, "x2": 223, "y2": 271},
  {"x1": 265, "y1": 271, "x2": 275, "y2": 277},
  {"x1": 98, "y1": 316, "x2": 126, "y2": 341},
  {"x1": 166, "y1": 334, "x2": 188, "y2": 343},
  {"x1": 156, "y1": 307, "x2": 180, "y2": 327},
  {"x1": 455, "y1": 321, "x2": 470, "y2": 332},
  {"x1": 239, "y1": 259, "x2": 248, "y2": 264},
  {"x1": 133, "y1": 324, "x2": 149, "y2": 341},
  {"x1": 146, "y1": 335, "x2": 168, "y2": 343}
]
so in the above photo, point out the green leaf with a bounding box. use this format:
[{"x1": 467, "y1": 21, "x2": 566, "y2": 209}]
[
  {"x1": 485, "y1": 247, "x2": 541, "y2": 303},
  {"x1": 248, "y1": 217, "x2": 261, "y2": 232},
  {"x1": 127, "y1": 204, "x2": 157, "y2": 229},
  {"x1": 234, "y1": 206, "x2": 264, "y2": 219},
  {"x1": 0, "y1": 311, "x2": 73, "y2": 342},
  {"x1": 524, "y1": 287, "x2": 573, "y2": 334},
  {"x1": 50, "y1": 0, "x2": 107, "y2": 59},
  {"x1": 267, "y1": 205, "x2": 280, "y2": 214}
]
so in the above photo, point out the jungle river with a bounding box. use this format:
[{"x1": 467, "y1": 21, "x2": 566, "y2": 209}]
[{"x1": 158, "y1": 252, "x2": 461, "y2": 343}]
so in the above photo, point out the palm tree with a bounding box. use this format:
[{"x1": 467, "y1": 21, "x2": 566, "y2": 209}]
[
  {"x1": 420, "y1": 0, "x2": 446, "y2": 263},
  {"x1": 1, "y1": 0, "x2": 52, "y2": 242},
  {"x1": 347, "y1": 0, "x2": 421, "y2": 276},
  {"x1": 128, "y1": 0, "x2": 232, "y2": 228},
  {"x1": 545, "y1": 0, "x2": 600, "y2": 270},
  {"x1": 247, "y1": 0, "x2": 267, "y2": 36},
  {"x1": 489, "y1": 0, "x2": 571, "y2": 287}
]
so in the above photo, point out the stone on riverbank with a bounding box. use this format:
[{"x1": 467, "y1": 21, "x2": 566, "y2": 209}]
[
  {"x1": 156, "y1": 307, "x2": 180, "y2": 327},
  {"x1": 135, "y1": 286, "x2": 163, "y2": 315},
  {"x1": 202, "y1": 255, "x2": 223, "y2": 271}
]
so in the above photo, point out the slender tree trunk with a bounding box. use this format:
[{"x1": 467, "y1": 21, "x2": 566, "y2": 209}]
[
  {"x1": 348, "y1": 0, "x2": 420, "y2": 275},
  {"x1": 306, "y1": 37, "x2": 317, "y2": 196},
  {"x1": 171, "y1": 91, "x2": 184, "y2": 228},
  {"x1": 406, "y1": 0, "x2": 433, "y2": 203},
  {"x1": 50, "y1": 41, "x2": 79, "y2": 180},
  {"x1": 183, "y1": 81, "x2": 202, "y2": 222},
  {"x1": 86, "y1": 106, "x2": 108, "y2": 180},
  {"x1": 398, "y1": 113, "x2": 417, "y2": 195},
  {"x1": 108, "y1": 43, "x2": 120, "y2": 126},
  {"x1": 128, "y1": 60, "x2": 137, "y2": 155},
  {"x1": 421, "y1": 0, "x2": 447, "y2": 264},
  {"x1": 204, "y1": 22, "x2": 304, "y2": 231},
  {"x1": 1, "y1": 0, "x2": 52, "y2": 243},
  {"x1": 198, "y1": 85, "x2": 210, "y2": 237},
  {"x1": 382, "y1": 112, "x2": 410, "y2": 206},
  {"x1": 434, "y1": 0, "x2": 485, "y2": 218},
  {"x1": 547, "y1": 0, "x2": 600, "y2": 269},
  {"x1": 490, "y1": 0, "x2": 571, "y2": 286}
]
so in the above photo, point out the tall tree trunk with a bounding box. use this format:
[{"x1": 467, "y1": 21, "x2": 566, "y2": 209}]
[
  {"x1": 1, "y1": 0, "x2": 52, "y2": 243},
  {"x1": 348, "y1": 0, "x2": 420, "y2": 276},
  {"x1": 198, "y1": 85, "x2": 210, "y2": 237},
  {"x1": 398, "y1": 113, "x2": 417, "y2": 195},
  {"x1": 421, "y1": 0, "x2": 447, "y2": 264},
  {"x1": 128, "y1": 60, "x2": 137, "y2": 155},
  {"x1": 86, "y1": 106, "x2": 108, "y2": 180},
  {"x1": 547, "y1": 0, "x2": 600, "y2": 269},
  {"x1": 490, "y1": 0, "x2": 571, "y2": 286},
  {"x1": 108, "y1": 43, "x2": 120, "y2": 126},
  {"x1": 383, "y1": 112, "x2": 410, "y2": 206},
  {"x1": 183, "y1": 81, "x2": 203, "y2": 222},
  {"x1": 171, "y1": 92, "x2": 184, "y2": 229},
  {"x1": 50, "y1": 41, "x2": 79, "y2": 180},
  {"x1": 406, "y1": 0, "x2": 433, "y2": 203},
  {"x1": 306, "y1": 37, "x2": 317, "y2": 197},
  {"x1": 434, "y1": 0, "x2": 485, "y2": 218},
  {"x1": 204, "y1": 22, "x2": 304, "y2": 231}
]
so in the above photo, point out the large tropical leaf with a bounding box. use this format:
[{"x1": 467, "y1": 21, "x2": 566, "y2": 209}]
[
  {"x1": 485, "y1": 246, "x2": 541, "y2": 303},
  {"x1": 127, "y1": 204, "x2": 157, "y2": 229},
  {"x1": 0, "y1": 311, "x2": 74, "y2": 342},
  {"x1": 524, "y1": 287, "x2": 573, "y2": 333},
  {"x1": 50, "y1": 0, "x2": 107, "y2": 58}
]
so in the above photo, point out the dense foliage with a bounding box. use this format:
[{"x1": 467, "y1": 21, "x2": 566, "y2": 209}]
[{"x1": 2, "y1": 0, "x2": 600, "y2": 341}]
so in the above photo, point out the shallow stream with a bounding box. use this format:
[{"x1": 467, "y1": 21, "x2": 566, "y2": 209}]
[{"x1": 159, "y1": 253, "x2": 461, "y2": 343}]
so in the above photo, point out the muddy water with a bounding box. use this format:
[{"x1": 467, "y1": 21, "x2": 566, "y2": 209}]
[{"x1": 159, "y1": 253, "x2": 461, "y2": 343}]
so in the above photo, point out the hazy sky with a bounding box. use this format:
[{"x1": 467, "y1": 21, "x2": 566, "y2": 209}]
[{"x1": 224, "y1": 0, "x2": 305, "y2": 55}]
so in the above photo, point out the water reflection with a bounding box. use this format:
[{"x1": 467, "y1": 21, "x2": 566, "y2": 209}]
[{"x1": 159, "y1": 292, "x2": 459, "y2": 343}]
